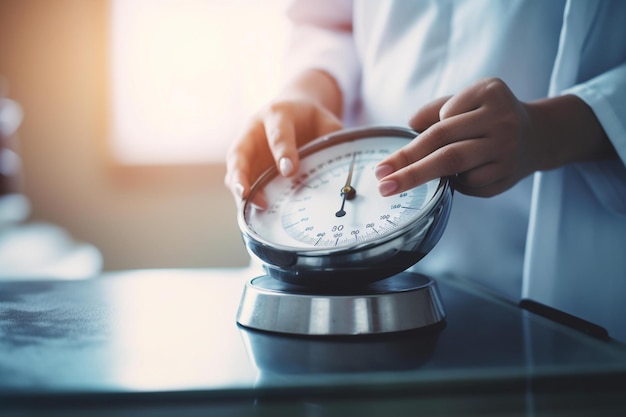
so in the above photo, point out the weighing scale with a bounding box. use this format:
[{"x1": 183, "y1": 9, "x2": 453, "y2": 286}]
[{"x1": 236, "y1": 126, "x2": 453, "y2": 336}]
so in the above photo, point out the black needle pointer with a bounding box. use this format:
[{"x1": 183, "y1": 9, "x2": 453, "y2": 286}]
[{"x1": 335, "y1": 153, "x2": 357, "y2": 217}]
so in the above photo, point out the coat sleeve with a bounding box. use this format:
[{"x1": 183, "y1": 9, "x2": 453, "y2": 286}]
[
  {"x1": 282, "y1": 0, "x2": 361, "y2": 122},
  {"x1": 555, "y1": 0, "x2": 626, "y2": 214},
  {"x1": 564, "y1": 62, "x2": 626, "y2": 214}
]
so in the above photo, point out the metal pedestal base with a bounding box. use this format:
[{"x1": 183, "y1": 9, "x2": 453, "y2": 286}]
[{"x1": 236, "y1": 271, "x2": 445, "y2": 336}]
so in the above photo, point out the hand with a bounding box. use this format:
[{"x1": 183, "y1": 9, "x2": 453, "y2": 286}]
[
  {"x1": 375, "y1": 78, "x2": 537, "y2": 197},
  {"x1": 225, "y1": 70, "x2": 344, "y2": 206},
  {"x1": 225, "y1": 99, "x2": 342, "y2": 206}
]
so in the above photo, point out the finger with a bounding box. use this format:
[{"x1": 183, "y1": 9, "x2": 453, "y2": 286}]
[
  {"x1": 224, "y1": 147, "x2": 255, "y2": 202},
  {"x1": 408, "y1": 96, "x2": 451, "y2": 133},
  {"x1": 402, "y1": 81, "x2": 499, "y2": 170},
  {"x1": 377, "y1": 138, "x2": 495, "y2": 196},
  {"x1": 224, "y1": 162, "x2": 269, "y2": 208},
  {"x1": 377, "y1": 109, "x2": 488, "y2": 180},
  {"x1": 454, "y1": 162, "x2": 504, "y2": 189},
  {"x1": 439, "y1": 78, "x2": 511, "y2": 120},
  {"x1": 453, "y1": 159, "x2": 522, "y2": 197},
  {"x1": 438, "y1": 88, "x2": 482, "y2": 120},
  {"x1": 314, "y1": 111, "x2": 344, "y2": 141},
  {"x1": 225, "y1": 121, "x2": 272, "y2": 199},
  {"x1": 453, "y1": 175, "x2": 517, "y2": 198},
  {"x1": 264, "y1": 108, "x2": 299, "y2": 177}
]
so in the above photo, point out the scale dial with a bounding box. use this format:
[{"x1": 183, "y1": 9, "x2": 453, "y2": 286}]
[{"x1": 238, "y1": 126, "x2": 453, "y2": 288}]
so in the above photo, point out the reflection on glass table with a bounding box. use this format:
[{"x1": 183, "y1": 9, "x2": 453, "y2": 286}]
[{"x1": 1, "y1": 268, "x2": 625, "y2": 416}]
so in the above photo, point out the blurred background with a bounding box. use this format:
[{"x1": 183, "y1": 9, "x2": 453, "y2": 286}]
[{"x1": 0, "y1": 0, "x2": 288, "y2": 276}]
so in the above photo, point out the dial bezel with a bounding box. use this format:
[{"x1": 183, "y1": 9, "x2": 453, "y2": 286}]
[{"x1": 237, "y1": 126, "x2": 453, "y2": 287}]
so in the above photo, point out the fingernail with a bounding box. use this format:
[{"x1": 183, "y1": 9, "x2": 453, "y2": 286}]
[
  {"x1": 250, "y1": 194, "x2": 267, "y2": 211},
  {"x1": 233, "y1": 182, "x2": 244, "y2": 200},
  {"x1": 279, "y1": 157, "x2": 294, "y2": 177},
  {"x1": 378, "y1": 180, "x2": 399, "y2": 196},
  {"x1": 375, "y1": 164, "x2": 394, "y2": 180}
]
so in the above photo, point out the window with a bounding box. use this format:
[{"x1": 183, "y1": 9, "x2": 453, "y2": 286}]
[{"x1": 109, "y1": 0, "x2": 288, "y2": 165}]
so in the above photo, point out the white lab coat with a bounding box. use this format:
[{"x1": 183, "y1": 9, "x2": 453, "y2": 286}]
[
  {"x1": 523, "y1": 1, "x2": 626, "y2": 342},
  {"x1": 283, "y1": 0, "x2": 626, "y2": 342}
]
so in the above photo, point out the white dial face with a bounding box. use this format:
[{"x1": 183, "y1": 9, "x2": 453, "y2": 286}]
[{"x1": 245, "y1": 136, "x2": 439, "y2": 250}]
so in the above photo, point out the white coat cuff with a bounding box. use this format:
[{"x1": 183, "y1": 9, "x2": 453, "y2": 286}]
[{"x1": 562, "y1": 68, "x2": 626, "y2": 214}]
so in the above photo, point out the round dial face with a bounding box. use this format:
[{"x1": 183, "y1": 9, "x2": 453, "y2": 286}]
[{"x1": 243, "y1": 134, "x2": 440, "y2": 252}]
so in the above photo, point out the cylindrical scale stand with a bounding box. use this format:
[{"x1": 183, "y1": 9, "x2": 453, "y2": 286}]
[{"x1": 237, "y1": 273, "x2": 445, "y2": 336}]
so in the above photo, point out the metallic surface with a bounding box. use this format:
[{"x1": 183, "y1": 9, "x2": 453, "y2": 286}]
[{"x1": 236, "y1": 272, "x2": 445, "y2": 335}]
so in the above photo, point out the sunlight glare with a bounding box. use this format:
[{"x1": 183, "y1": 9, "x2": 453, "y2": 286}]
[{"x1": 110, "y1": 0, "x2": 288, "y2": 164}]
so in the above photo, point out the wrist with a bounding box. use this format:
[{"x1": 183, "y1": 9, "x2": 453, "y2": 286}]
[
  {"x1": 278, "y1": 69, "x2": 343, "y2": 118},
  {"x1": 525, "y1": 94, "x2": 615, "y2": 172}
]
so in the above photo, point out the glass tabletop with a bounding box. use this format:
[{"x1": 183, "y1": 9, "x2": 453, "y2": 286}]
[{"x1": 1, "y1": 268, "x2": 625, "y2": 416}]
